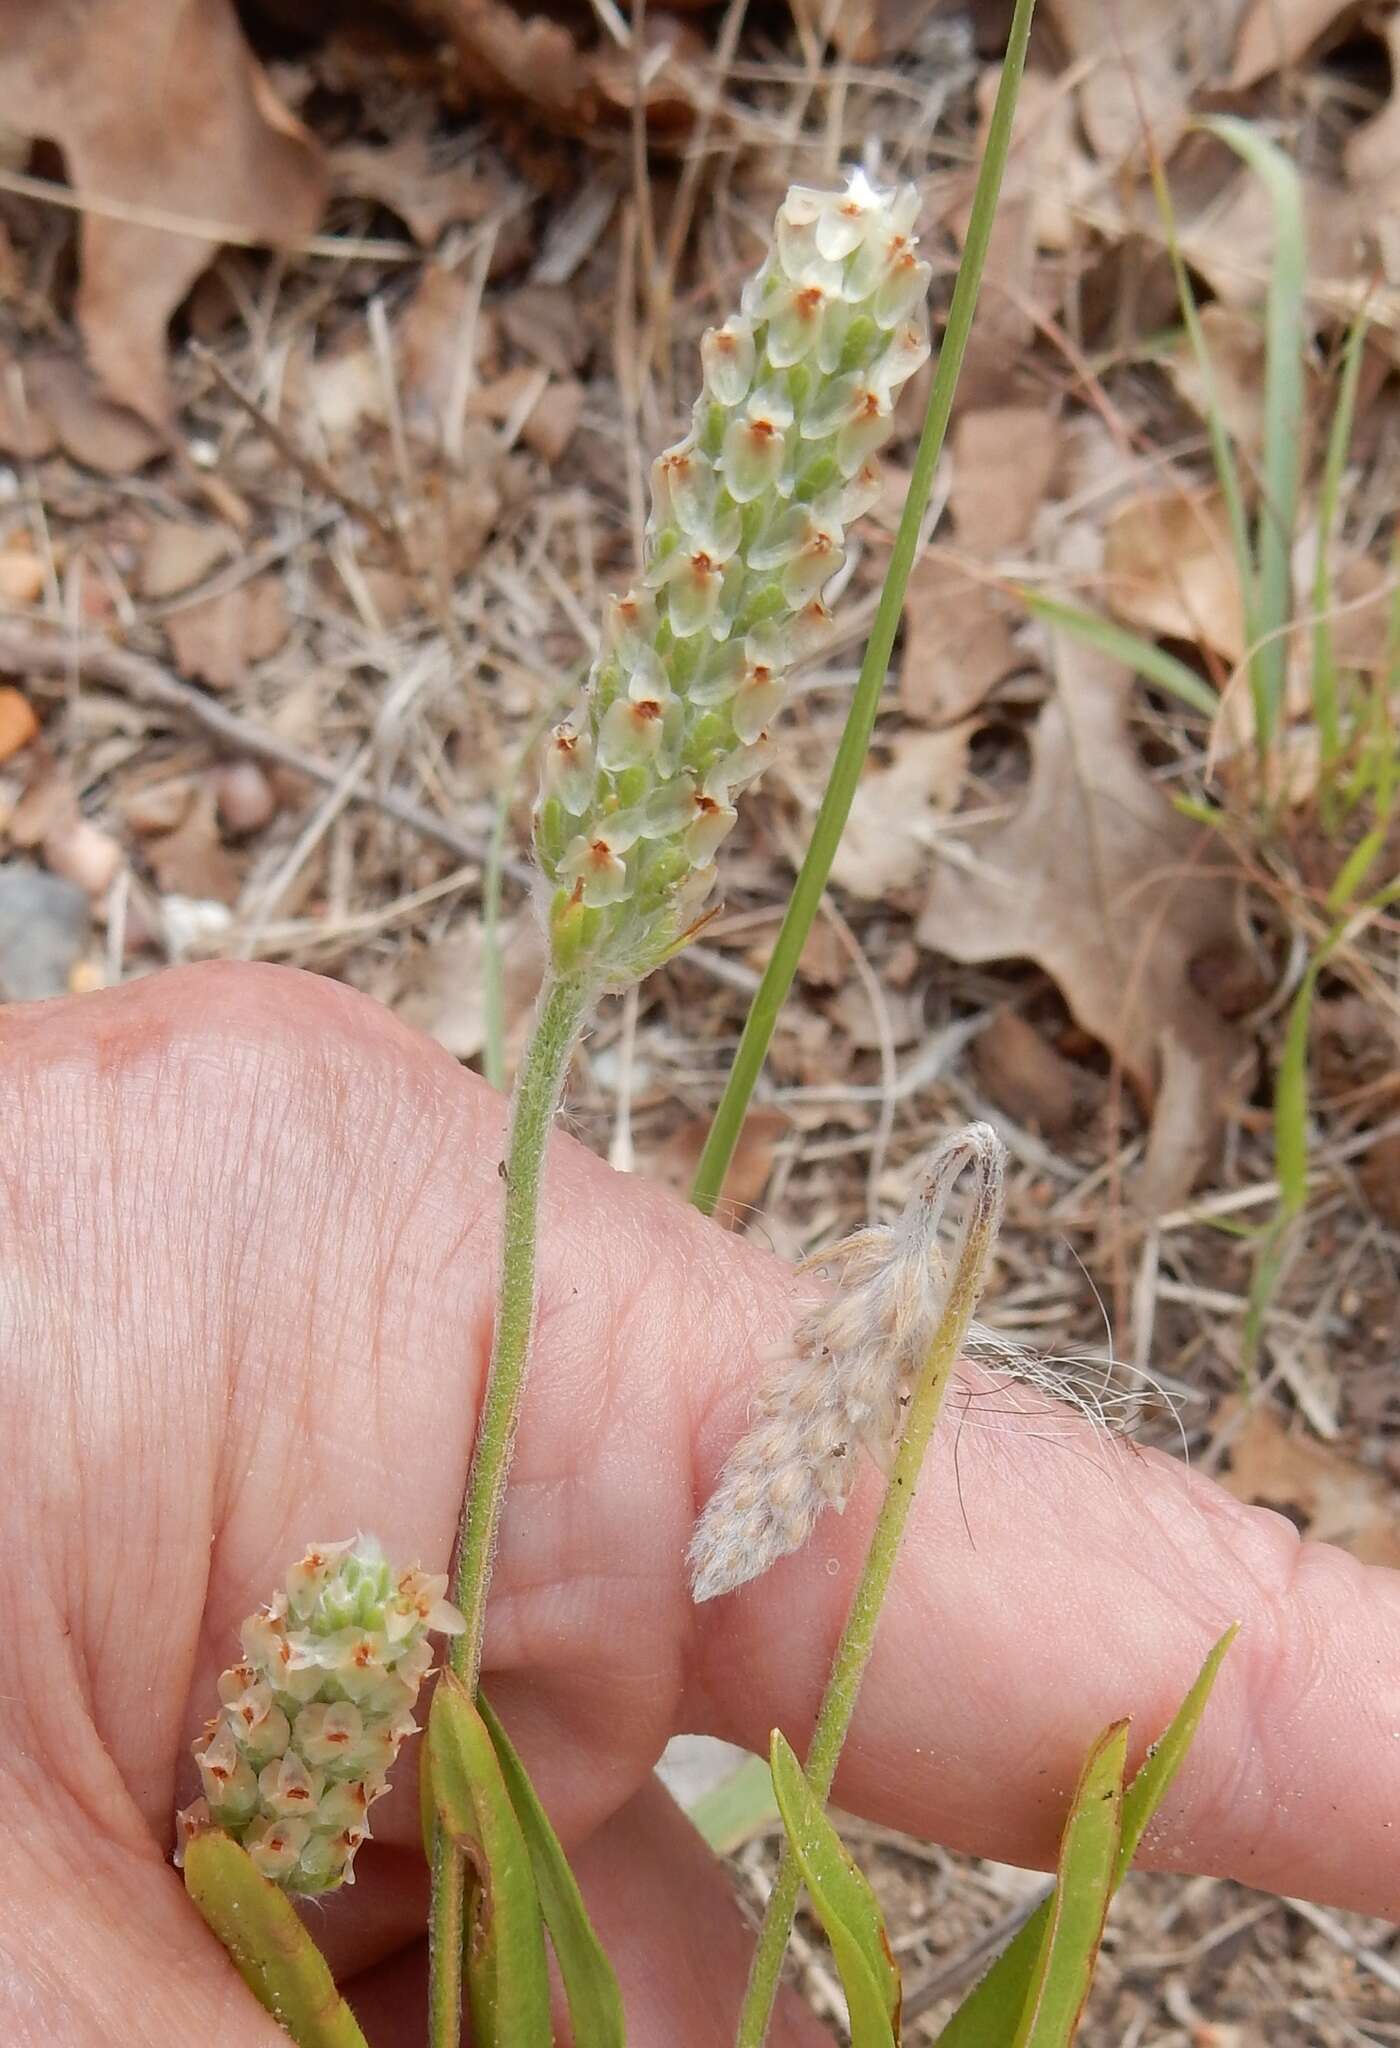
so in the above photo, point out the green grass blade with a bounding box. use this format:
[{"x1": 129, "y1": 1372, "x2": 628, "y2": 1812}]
[
  {"x1": 1274, "y1": 957, "x2": 1323, "y2": 1222},
  {"x1": 688, "y1": 1752, "x2": 780, "y2": 1855},
  {"x1": 1200, "y1": 117, "x2": 1307, "y2": 755},
  {"x1": 688, "y1": 0, "x2": 1039, "y2": 1216},
  {"x1": 1311, "y1": 312, "x2": 1369, "y2": 787},
  {"x1": 428, "y1": 1674, "x2": 553, "y2": 2047},
  {"x1": 1147, "y1": 148, "x2": 1257, "y2": 662},
  {"x1": 183, "y1": 1829, "x2": 369, "y2": 2048},
  {"x1": 478, "y1": 1692, "x2": 627, "y2": 2047},
  {"x1": 769, "y1": 1731, "x2": 900, "y2": 2047},
  {"x1": 1010, "y1": 1723, "x2": 1127, "y2": 2048},
  {"x1": 1019, "y1": 590, "x2": 1220, "y2": 716},
  {"x1": 935, "y1": 1627, "x2": 1237, "y2": 2047}
]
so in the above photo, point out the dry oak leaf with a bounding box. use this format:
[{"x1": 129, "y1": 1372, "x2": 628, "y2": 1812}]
[
  {"x1": 0, "y1": 0, "x2": 325, "y2": 423},
  {"x1": 899, "y1": 555, "x2": 1019, "y2": 727},
  {"x1": 971, "y1": 1006, "x2": 1084, "y2": 1140},
  {"x1": 831, "y1": 728, "x2": 974, "y2": 902},
  {"x1": 1103, "y1": 486, "x2": 1246, "y2": 664},
  {"x1": 139, "y1": 520, "x2": 237, "y2": 601},
  {"x1": 1232, "y1": 0, "x2": 1361, "y2": 87},
  {"x1": 1045, "y1": 0, "x2": 1248, "y2": 168},
  {"x1": 330, "y1": 132, "x2": 503, "y2": 246},
  {"x1": 0, "y1": 351, "x2": 165, "y2": 475},
  {"x1": 1345, "y1": 9, "x2": 1400, "y2": 189},
  {"x1": 165, "y1": 578, "x2": 291, "y2": 692},
  {"x1": 145, "y1": 789, "x2": 242, "y2": 906},
  {"x1": 918, "y1": 635, "x2": 1249, "y2": 1207},
  {"x1": 1220, "y1": 1399, "x2": 1400, "y2": 1570},
  {"x1": 950, "y1": 407, "x2": 1060, "y2": 556}
]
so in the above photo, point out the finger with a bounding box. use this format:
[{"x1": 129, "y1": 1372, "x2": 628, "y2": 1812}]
[{"x1": 0, "y1": 1784, "x2": 288, "y2": 2046}]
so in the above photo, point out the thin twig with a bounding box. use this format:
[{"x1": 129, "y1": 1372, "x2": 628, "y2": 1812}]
[
  {"x1": 0, "y1": 619, "x2": 527, "y2": 883},
  {"x1": 189, "y1": 342, "x2": 409, "y2": 567}
]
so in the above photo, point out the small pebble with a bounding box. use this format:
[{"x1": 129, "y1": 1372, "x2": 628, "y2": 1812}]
[
  {"x1": 44, "y1": 818, "x2": 123, "y2": 897},
  {"x1": 215, "y1": 759, "x2": 277, "y2": 835},
  {"x1": 0, "y1": 859, "x2": 89, "y2": 1000}
]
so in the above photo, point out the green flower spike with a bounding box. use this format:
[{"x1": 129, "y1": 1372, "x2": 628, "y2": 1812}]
[
  {"x1": 534, "y1": 167, "x2": 932, "y2": 989},
  {"x1": 177, "y1": 1536, "x2": 464, "y2": 1895}
]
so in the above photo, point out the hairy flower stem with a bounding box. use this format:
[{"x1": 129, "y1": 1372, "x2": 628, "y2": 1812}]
[
  {"x1": 733, "y1": 1133, "x2": 1005, "y2": 2048},
  {"x1": 428, "y1": 966, "x2": 593, "y2": 2048}
]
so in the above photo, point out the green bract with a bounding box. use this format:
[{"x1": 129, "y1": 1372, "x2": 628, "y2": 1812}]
[
  {"x1": 177, "y1": 1536, "x2": 463, "y2": 1895},
  {"x1": 534, "y1": 169, "x2": 931, "y2": 987}
]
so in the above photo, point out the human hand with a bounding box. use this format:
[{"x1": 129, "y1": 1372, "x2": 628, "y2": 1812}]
[{"x1": 2, "y1": 962, "x2": 1397, "y2": 2045}]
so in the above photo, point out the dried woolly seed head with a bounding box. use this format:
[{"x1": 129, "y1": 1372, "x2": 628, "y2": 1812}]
[
  {"x1": 689, "y1": 1125, "x2": 1004, "y2": 1603},
  {"x1": 534, "y1": 169, "x2": 932, "y2": 990},
  {"x1": 175, "y1": 1536, "x2": 464, "y2": 1894}
]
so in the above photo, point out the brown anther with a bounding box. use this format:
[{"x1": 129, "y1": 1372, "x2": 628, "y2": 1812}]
[
  {"x1": 285, "y1": 1784, "x2": 312, "y2": 1802},
  {"x1": 690, "y1": 550, "x2": 715, "y2": 574},
  {"x1": 694, "y1": 793, "x2": 720, "y2": 817},
  {"x1": 632, "y1": 698, "x2": 663, "y2": 722},
  {"x1": 839, "y1": 199, "x2": 863, "y2": 218},
  {"x1": 747, "y1": 416, "x2": 778, "y2": 442},
  {"x1": 713, "y1": 330, "x2": 738, "y2": 355},
  {"x1": 859, "y1": 390, "x2": 881, "y2": 418},
  {"x1": 796, "y1": 285, "x2": 825, "y2": 318},
  {"x1": 553, "y1": 730, "x2": 578, "y2": 757},
  {"x1": 326, "y1": 1726, "x2": 351, "y2": 1746},
  {"x1": 352, "y1": 1640, "x2": 374, "y2": 1668},
  {"x1": 588, "y1": 839, "x2": 613, "y2": 866},
  {"x1": 750, "y1": 662, "x2": 774, "y2": 683}
]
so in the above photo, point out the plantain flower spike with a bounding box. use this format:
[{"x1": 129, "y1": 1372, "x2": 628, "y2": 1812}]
[
  {"x1": 535, "y1": 169, "x2": 931, "y2": 988},
  {"x1": 176, "y1": 1536, "x2": 464, "y2": 1894}
]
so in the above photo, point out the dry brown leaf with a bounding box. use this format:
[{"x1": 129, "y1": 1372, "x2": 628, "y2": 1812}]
[
  {"x1": 397, "y1": 268, "x2": 477, "y2": 450},
  {"x1": 0, "y1": 0, "x2": 325, "y2": 422},
  {"x1": 971, "y1": 1007, "x2": 1083, "y2": 1138},
  {"x1": 900, "y1": 557, "x2": 1018, "y2": 726},
  {"x1": 1345, "y1": 10, "x2": 1400, "y2": 189},
  {"x1": 145, "y1": 790, "x2": 241, "y2": 905},
  {"x1": 139, "y1": 520, "x2": 237, "y2": 601},
  {"x1": 951, "y1": 406, "x2": 1060, "y2": 555},
  {"x1": 831, "y1": 728, "x2": 973, "y2": 902},
  {"x1": 498, "y1": 287, "x2": 593, "y2": 376},
  {"x1": 0, "y1": 353, "x2": 165, "y2": 475},
  {"x1": 1231, "y1": 0, "x2": 1358, "y2": 87},
  {"x1": 165, "y1": 579, "x2": 290, "y2": 692},
  {"x1": 0, "y1": 535, "x2": 43, "y2": 608},
  {"x1": 918, "y1": 634, "x2": 1248, "y2": 1208},
  {"x1": 0, "y1": 686, "x2": 39, "y2": 762},
  {"x1": 1220, "y1": 1400, "x2": 1400, "y2": 1569},
  {"x1": 1046, "y1": 0, "x2": 1247, "y2": 167},
  {"x1": 396, "y1": 913, "x2": 545, "y2": 1066},
  {"x1": 1103, "y1": 486, "x2": 1246, "y2": 662},
  {"x1": 331, "y1": 132, "x2": 502, "y2": 245}
]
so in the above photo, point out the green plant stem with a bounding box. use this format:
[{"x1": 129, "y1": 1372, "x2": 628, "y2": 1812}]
[
  {"x1": 428, "y1": 966, "x2": 592, "y2": 2048},
  {"x1": 733, "y1": 1153, "x2": 1003, "y2": 2047},
  {"x1": 688, "y1": 0, "x2": 1038, "y2": 1217}
]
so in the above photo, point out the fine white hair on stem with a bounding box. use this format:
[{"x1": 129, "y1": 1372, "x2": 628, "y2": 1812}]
[{"x1": 689, "y1": 1124, "x2": 1005, "y2": 1603}]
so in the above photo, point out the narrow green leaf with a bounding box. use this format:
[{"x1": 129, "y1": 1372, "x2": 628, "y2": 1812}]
[
  {"x1": 935, "y1": 1627, "x2": 1237, "y2": 2047},
  {"x1": 1011, "y1": 1722, "x2": 1127, "y2": 2048},
  {"x1": 688, "y1": 1753, "x2": 780, "y2": 1855},
  {"x1": 183, "y1": 1829, "x2": 369, "y2": 2048},
  {"x1": 478, "y1": 1692, "x2": 627, "y2": 2047},
  {"x1": 428, "y1": 1674, "x2": 553, "y2": 2048},
  {"x1": 1200, "y1": 116, "x2": 1307, "y2": 754},
  {"x1": 688, "y1": 0, "x2": 1039, "y2": 1217},
  {"x1": 769, "y1": 1731, "x2": 900, "y2": 2047},
  {"x1": 1274, "y1": 962, "x2": 1323, "y2": 1220},
  {"x1": 1311, "y1": 313, "x2": 1369, "y2": 788},
  {"x1": 1018, "y1": 590, "x2": 1220, "y2": 717}
]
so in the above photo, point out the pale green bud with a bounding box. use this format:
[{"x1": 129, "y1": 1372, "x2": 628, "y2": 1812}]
[{"x1": 175, "y1": 1536, "x2": 464, "y2": 1895}]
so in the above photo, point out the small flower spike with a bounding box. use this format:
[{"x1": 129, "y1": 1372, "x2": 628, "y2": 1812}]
[
  {"x1": 534, "y1": 168, "x2": 932, "y2": 990},
  {"x1": 176, "y1": 1537, "x2": 464, "y2": 1894}
]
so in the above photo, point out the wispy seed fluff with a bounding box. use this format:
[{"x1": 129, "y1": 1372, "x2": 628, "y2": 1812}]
[
  {"x1": 534, "y1": 169, "x2": 931, "y2": 989},
  {"x1": 690, "y1": 1127, "x2": 1004, "y2": 1603},
  {"x1": 176, "y1": 1537, "x2": 463, "y2": 1894}
]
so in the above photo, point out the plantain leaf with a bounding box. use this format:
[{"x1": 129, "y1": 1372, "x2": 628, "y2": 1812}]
[
  {"x1": 428, "y1": 1673, "x2": 553, "y2": 2048},
  {"x1": 182, "y1": 1828, "x2": 369, "y2": 2048},
  {"x1": 769, "y1": 1730, "x2": 900, "y2": 2047},
  {"x1": 478, "y1": 1691, "x2": 626, "y2": 2047},
  {"x1": 935, "y1": 1626, "x2": 1238, "y2": 2046},
  {"x1": 1010, "y1": 1721, "x2": 1127, "y2": 2047}
]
